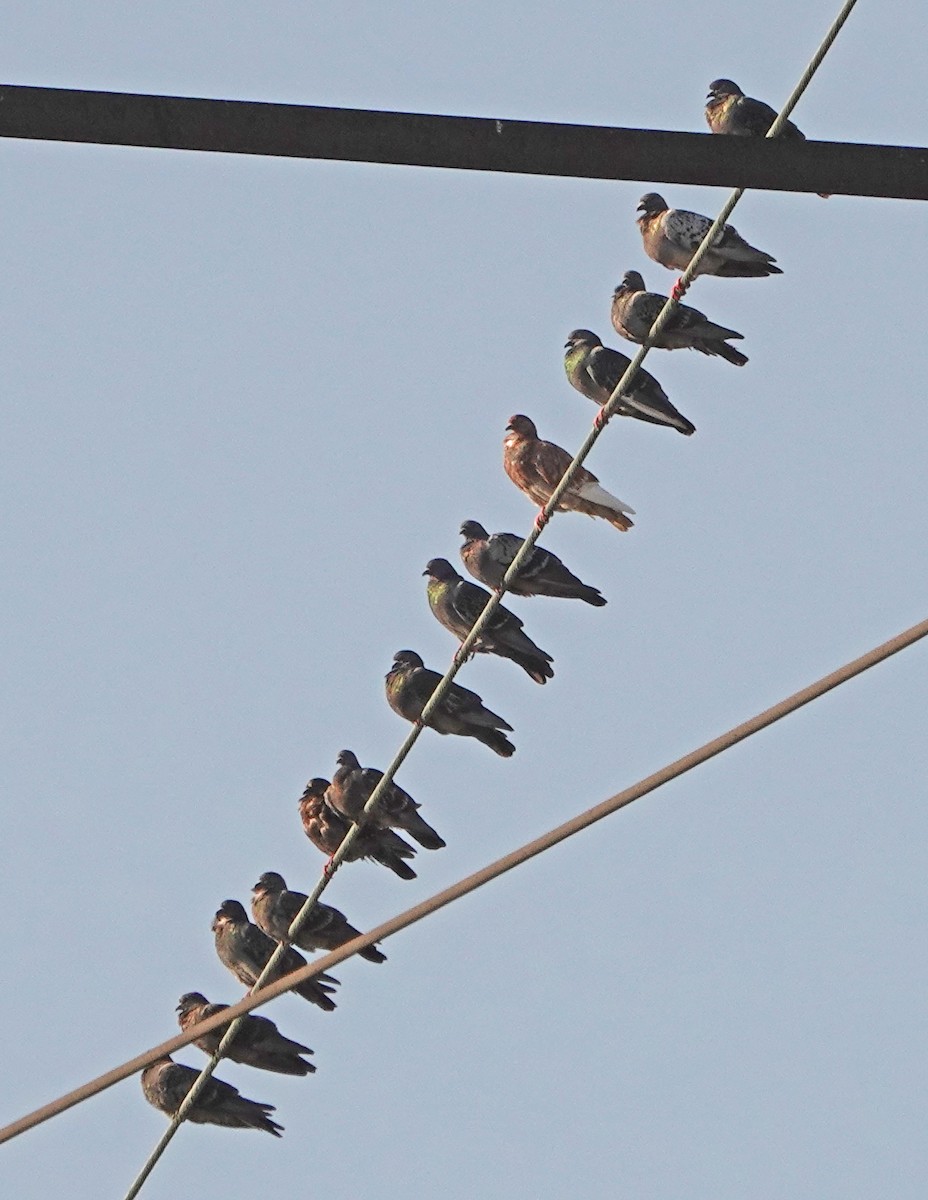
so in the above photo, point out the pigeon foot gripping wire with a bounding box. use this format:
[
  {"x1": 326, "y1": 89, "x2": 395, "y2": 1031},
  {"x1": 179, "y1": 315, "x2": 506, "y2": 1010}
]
[
  {"x1": 670, "y1": 276, "x2": 689, "y2": 302},
  {"x1": 533, "y1": 509, "x2": 550, "y2": 534},
  {"x1": 593, "y1": 407, "x2": 610, "y2": 433}
]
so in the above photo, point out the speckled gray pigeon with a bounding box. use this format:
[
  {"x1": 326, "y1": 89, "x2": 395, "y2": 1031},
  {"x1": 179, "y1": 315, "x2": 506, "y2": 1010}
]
[
  {"x1": 297, "y1": 778, "x2": 418, "y2": 880},
  {"x1": 459, "y1": 520, "x2": 606, "y2": 606},
  {"x1": 705, "y1": 79, "x2": 829, "y2": 197},
  {"x1": 141, "y1": 1055, "x2": 283, "y2": 1135},
  {"x1": 636, "y1": 193, "x2": 782, "y2": 278},
  {"x1": 564, "y1": 329, "x2": 696, "y2": 431},
  {"x1": 211, "y1": 899, "x2": 339, "y2": 1011},
  {"x1": 251, "y1": 870, "x2": 387, "y2": 962},
  {"x1": 503, "y1": 415, "x2": 635, "y2": 531},
  {"x1": 424, "y1": 558, "x2": 554, "y2": 684},
  {"x1": 327, "y1": 750, "x2": 445, "y2": 850},
  {"x1": 176, "y1": 991, "x2": 316, "y2": 1076},
  {"x1": 611, "y1": 272, "x2": 748, "y2": 366},
  {"x1": 385, "y1": 649, "x2": 515, "y2": 757}
]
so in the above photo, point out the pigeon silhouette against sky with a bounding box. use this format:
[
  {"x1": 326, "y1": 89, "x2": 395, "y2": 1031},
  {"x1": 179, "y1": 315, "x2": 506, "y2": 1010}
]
[
  {"x1": 503, "y1": 415, "x2": 635, "y2": 532},
  {"x1": 298, "y1": 777, "x2": 418, "y2": 880},
  {"x1": 385, "y1": 649, "x2": 515, "y2": 757},
  {"x1": 327, "y1": 749, "x2": 446, "y2": 849},
  {"x1": 424, "y1": 557, "x2": 555, "y2": 684},
  {"x1": 610, "y1": 272, "x2": 748, "y2": 366},
  {"x1": 636, "y1": 193, "x2": 782, "y2": 279},
  {"x1": 176, "y1": 991, "x2": 316, "y2": 1076},
  {"x1": 459, "y1": 520, "x2": 606, "y2": 606},
  {"x1": 211, "y1": 898, "x2": 339, "y2": 1010},
  {"x1": 705, "y1": 78, "x2": 830, "y2": 197},
  {"x1": 564, "y1": 329, "x2": 696, "y2": 432},
  {"x1": 141, "y1": 1055, "x2": 283, "y2": 1136},
  {"x1": 251, "y1": 870, "x2": 387, "y2": 962}
]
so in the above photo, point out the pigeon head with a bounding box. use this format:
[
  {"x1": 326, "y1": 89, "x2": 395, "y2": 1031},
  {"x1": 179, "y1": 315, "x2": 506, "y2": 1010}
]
[
  {"x1": 212, "y1": 899, "x2": 248, "y2": 931},
  {"x1": 637, "y1": 192, "x2": 668, "y2": 216},
  {"x1": 302, "y1": 777, "x2": 331, "y2": 799},
  {"x1": 336, "y1": 749, "x2": 361, "y2": 770},
  {"x1": 460, "y1": 520, "x2": 489, "y2": 541},
  {"x1": 391, "y1": 649, "x2": 424, "y2": 670},
  {"x1": 253, "y1": 871, "x2": 287, "y2": 896},
  {"x1": 565, "y1": 329, "x2": 601, "y2": 352},
  {"x1": 617, "y1": 270, "x2": 646, "y2": 293},
  {"x1": 707, "y1": 78, "x2": 743, "y2": 100},
  {"x1": 176, "y1": 992, "x2": 208, "y2": 1016},
  {"x1": 424, "y1": 557, "x2": 459, "y2": 582},
  {"x1": 505, "y1": 414, "x2": 538, "y2": 438}
]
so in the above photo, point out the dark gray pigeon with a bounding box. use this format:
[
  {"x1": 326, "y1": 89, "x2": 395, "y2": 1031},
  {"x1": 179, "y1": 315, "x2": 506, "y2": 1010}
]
[
  {"x1": 424, "y1": 558, "x2": 554, "y2": 684},
  {"x1": 251, "y1": 870, "x2": 387, "y2": 963},
  {"x1": 298, "y1": 778, "x2": 418, "y2": 880},
  {"x1": 459, "y1": 520, "x2": 606, "y2": 606},
  {"x1": 141, "y1": 1055, "x2": 283, "y2": 1135},
  {"x1": 176, "y1": 991, "x2": 315, "y2": 1076},
  {"x1": 385, "y1": 649, "x2": 515, "y2": 757},
  {"x1": 327, "y1": 750, "x2": 446, "y2": 850},
  {"x1": 564, "y1": 328, "x2": 695, "y2": 433},
  {"x1": 211, "y1": 899, "x2": 339, "y2": 1011},
  {"x1": 705, "y1": 79, "x2": 829, "y2": 198},
  {"x1": 611, "y1": 272, "x2": 748, "y2": 365}
]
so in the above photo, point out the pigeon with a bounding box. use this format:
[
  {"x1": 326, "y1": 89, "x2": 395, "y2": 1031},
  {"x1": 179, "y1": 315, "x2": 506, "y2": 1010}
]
[
  {"x1": 459, "y1": 520, "x2": 606, "y2": 606},
  {"x1": 636, "y1": 192, "x2": 782, "y2": 279},
  {"x1": 176, "y1": 991, "x2": 316, "y2": 1076},
  {"x1": 564, "y1": 328, "x2": 696, "y2": 433},
  {"x1": 251, "y1": 870, "x2": 387, "y2": 962},
  {"x1": 424, "y1": 558, "x2": 554, "y2": 684},
  {"x1": 211, "y1": 899, "x2": 339, "y2": 1011},
  {"x1": 385, "y1": 649, "x2": 515, "y2": 757},
  {"x1": 705, "y1": 78, "x2": 830, "y2": 197},
  {"x1": 298, "y1": 778, "x2": 418, "y2": 880},
  {"x1": 327, "y1": 750, "x2": 446, "y2": 851},
  {"x1": 141, "y1": 1055, "x2": 283, "y2": 1136},
  {"x1": 611, "y1": 272, "x2": 748, "y2": 366},
  {"x1": 503, "y1": 415, "x2": 635, "y2": 532}
]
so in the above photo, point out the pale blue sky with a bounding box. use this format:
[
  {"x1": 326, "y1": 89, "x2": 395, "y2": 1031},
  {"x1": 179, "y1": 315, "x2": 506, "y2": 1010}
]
[{"x1": 3, "y1": 3, "x2": 927, "y2": 1198}]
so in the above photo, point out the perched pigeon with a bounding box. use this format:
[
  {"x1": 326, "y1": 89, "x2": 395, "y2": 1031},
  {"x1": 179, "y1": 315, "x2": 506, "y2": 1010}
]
[
  {"x1": 503, "y1": 415, "x2": 635, "y2": 532},
  {"x1": 211, "y1": 899, "x2": 339, "y2": 1011},
  {"x1": 611, "y1": 272, "x2": 748, "y2": 366},
  {"x1": 327, "y1": 750, "x2": 446, "y2": 851},
  {"x1": 385, "y1": 649, "x2": 515, "y2": 757},
  {"x1": 141, "y1": 1055, "x2": 283, "y2": 1136},
  {"x1": 705, "y1": 78, "x2": 829, "y2": 197},
  {"x1": 251, "y1": 870, "x2": 387, "y2": 963},
  {"x1": 176, "y1": 991, "x2": 316, "y2": 1076},
  {"x1": 564, "y1": 329, "x2": 696, "y2": 433},
  {"x1": 298, "y1": 778, "x2": 418, "y2": 880},
  {"x1": 424, "y1": 558, "x2": 554, "y2": 684},
  {"x1": 636, "y1": 193, "x2": 782, "y2": 279},
  {"x1": 459, "y1": 520, "x2": 606, "y2": 606}
]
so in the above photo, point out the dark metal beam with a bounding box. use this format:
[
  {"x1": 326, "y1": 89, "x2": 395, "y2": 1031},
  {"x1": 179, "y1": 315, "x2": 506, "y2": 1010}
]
[{"x1": 0, "y1": 83, "x2": 924, "y2": 200}]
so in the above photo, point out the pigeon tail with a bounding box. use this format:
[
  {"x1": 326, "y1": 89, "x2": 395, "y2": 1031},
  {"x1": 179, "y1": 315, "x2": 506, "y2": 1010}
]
[
  {"x1": 575, "y1": 479, "x2": 636, "y2": 525},
  {"x1": 715, "y1": 261, "x2": 783, "y2": 278},
  {"x1": 402, "y1": 810, "x2": 447, "y2": 850},
  {"x1": 707, "y1": 340, "x2": 749, "y2": 366},
  {"x1": 476, "y1": 728, "x2": 516, "y2": 757}
]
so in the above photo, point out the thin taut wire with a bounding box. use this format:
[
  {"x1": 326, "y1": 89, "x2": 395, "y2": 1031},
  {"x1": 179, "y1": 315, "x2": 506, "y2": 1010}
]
[{"x1": 118, "y1": 2, "x2": 860, "y2": 1194}]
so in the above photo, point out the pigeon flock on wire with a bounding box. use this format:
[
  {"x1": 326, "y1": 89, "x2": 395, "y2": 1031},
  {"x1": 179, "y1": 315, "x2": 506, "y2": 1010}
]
[{"x1": 142, "y1": 79, "x2": 815, "y2": 1140}]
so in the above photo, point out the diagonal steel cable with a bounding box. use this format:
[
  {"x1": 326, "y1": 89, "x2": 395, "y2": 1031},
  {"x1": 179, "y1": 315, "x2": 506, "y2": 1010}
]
[
  {"x1": 2, "y1": 607, "x2": 924, "y2": 1152},
  {"x1": 109, "y1": 2, "x2": 861, "y2": 1193}
]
